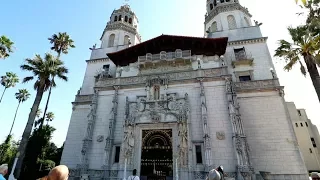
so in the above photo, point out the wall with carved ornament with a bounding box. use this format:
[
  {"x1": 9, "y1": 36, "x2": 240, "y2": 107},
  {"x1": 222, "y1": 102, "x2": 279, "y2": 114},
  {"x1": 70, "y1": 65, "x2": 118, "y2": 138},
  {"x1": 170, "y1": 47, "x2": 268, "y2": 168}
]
[
  {"x1": 237, "y1": 91, "x2": 308, "y2": 175},
  {"x1": 81, "y1": 60, "x2": 116, "y2": 95},
  {"x1": 88, "y1": 92, "x2": 114, "y2": 169},
  {"x1": 61, "y1": 105, "x2": 90, "y2": 168}
]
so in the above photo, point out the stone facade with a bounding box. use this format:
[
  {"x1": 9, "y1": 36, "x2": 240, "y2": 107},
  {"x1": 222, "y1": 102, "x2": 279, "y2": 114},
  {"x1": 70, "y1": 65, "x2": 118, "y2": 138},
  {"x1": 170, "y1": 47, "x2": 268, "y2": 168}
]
[{"x1": 61, "y1": 1, "x2": 309, "y2": 180}]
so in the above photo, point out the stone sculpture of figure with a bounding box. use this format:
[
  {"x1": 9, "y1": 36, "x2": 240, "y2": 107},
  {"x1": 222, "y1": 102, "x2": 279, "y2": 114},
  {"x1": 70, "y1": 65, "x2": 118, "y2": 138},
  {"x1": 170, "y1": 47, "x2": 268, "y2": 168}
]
[
  {"x1": 178, "y1": 122, "x2": 188, "y2": 166},
  {"x1": 228, "y1": 102, "x2": 236, "y2": 114},
  {"x1": 123, "y1": 125, "x2": 135, "y2": 159}
]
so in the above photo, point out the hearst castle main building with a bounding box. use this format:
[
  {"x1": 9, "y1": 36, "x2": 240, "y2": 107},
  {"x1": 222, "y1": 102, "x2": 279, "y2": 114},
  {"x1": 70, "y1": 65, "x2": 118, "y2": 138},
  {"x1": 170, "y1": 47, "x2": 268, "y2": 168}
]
[{"x1": 61, "y1": 0, "x2": 310, "y2": 179}]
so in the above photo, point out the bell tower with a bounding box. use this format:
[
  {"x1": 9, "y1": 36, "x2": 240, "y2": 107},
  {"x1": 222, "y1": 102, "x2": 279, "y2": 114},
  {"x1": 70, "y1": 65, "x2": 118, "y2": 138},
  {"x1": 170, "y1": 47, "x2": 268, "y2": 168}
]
[
  {"x1": 204, "y1": 0, "x2": 253, "y2": 39},
  {"x1": 97, "y1": 3, "x2": 141, "y2": 55}
]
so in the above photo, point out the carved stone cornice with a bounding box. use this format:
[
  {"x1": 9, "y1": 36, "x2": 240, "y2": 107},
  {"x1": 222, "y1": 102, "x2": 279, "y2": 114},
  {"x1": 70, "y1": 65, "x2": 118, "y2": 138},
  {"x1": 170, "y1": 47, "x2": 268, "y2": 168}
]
[
  {"x1": 228, "y1": 37, "x2": 268, "y2": 46},
  {"x1": 234, "y1": 79, "x2": 282, "y2": 92},
  {"x1": 72, "y1": 95, "x2": 93, "y2": 105},
  {"x1": 86, "y1": 58, "x2": 110, "y2": 64},
  {"x1": 205, "y1": 3, "x2": 252, "y2": 24},
  {"x1": 95, "y1": 67, "x2": 228, "y2": 88}
]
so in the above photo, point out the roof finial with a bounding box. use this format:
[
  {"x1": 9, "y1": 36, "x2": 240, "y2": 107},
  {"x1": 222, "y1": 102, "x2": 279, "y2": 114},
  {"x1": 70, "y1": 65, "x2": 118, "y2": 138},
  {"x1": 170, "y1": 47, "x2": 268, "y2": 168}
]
[{"x1": 124, "y1": 0, "x2": 129, "y2": 5}]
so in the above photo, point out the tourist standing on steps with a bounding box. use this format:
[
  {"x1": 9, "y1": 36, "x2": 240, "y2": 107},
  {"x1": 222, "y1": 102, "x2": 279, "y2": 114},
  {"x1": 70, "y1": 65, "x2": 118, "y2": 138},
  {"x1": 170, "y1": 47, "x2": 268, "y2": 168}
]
[
  {"x1": 0, "y1": 164, "x2": 8, "y2": 180},
  {"x1": 127, "y1": 169, "x2": 140, "y2": 180}
]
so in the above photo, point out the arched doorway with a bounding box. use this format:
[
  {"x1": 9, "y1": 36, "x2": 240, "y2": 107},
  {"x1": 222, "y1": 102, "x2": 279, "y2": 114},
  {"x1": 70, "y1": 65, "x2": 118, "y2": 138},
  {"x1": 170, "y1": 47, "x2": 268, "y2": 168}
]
[{"x1": 140, "y1": 129, "x2": 173, "y2": 180}]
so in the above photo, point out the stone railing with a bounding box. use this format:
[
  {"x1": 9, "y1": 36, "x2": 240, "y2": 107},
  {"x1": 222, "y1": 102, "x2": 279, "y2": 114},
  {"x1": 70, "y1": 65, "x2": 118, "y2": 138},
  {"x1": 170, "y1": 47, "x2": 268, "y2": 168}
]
[
  {"x1": 72, "y1": 95, "x2": 93, "y2": 105},
  {"x1": 234, "y1": 79, "x2": 281, "y2": 91},
  {"x1": 138, "y1": 50, "x2": 191, "y2": 63},
  {"x1": 95, "y1": 67, "x2": 228, "y2": 88}
]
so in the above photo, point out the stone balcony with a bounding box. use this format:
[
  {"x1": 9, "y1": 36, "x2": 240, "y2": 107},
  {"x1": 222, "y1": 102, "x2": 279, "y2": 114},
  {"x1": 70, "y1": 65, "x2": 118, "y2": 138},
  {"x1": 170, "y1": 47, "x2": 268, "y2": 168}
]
[
  {"x1": 231, "y1": 52, "x2": 254, "y2": 68},
  {"x1": 72, "y1": 94, "x2": 93, "y2": 105}
]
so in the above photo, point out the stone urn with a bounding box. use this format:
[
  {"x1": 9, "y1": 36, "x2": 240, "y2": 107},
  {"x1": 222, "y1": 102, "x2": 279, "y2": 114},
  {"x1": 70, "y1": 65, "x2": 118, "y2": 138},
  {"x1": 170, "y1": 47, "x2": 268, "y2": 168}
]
[{"x1": 259, "y1": 171, "x2": 271, "y2": 180}]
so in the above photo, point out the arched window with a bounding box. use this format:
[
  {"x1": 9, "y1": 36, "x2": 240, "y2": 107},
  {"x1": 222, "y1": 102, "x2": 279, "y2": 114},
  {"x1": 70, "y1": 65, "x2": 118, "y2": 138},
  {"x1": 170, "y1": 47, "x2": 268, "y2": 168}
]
[
  {"x1": 114, "y1": 16, "x2": 118, "y2": 22},
  {"x1": 118, "y1": 15, "x2": 122, "y2": 21},
  {"x1": 227, "y1": 15, "x2": 237, "y2": 29},
  {"x1": 129, "y1": 18, "x2": 132, "y2": 24},
  {"x1": 211, "y1": 21, "x2": 218, "y2": 32},
  {"x1": 125, "y1": 16, "x2": 128, "y2": 22},
  {"x1": 210, "y1": 3, "x2": 213, "y2": 10},
  {"x1": 160, "y1": 51, "x2": 167, "y2": 60},
  {"x1": 124, "y1": 35, "x2": 130, "y2": 45},
  {"x1": 175, "y1": 49, "x2": 182, "y2": 58},
  {"x1": 146, "y1": 53, "x2": 152, "y2": 61},
  {"x1": 108, "y1": 34, "x2": 115, "y2": 47},
  {"x1": 244, "y1": 17, "x2": 250, "y2": 26}
]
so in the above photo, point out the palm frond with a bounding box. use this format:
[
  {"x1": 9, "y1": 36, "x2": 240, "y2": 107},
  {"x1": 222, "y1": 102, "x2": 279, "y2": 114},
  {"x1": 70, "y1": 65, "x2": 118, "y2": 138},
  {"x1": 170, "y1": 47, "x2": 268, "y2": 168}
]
[
  {"x1": 299, "y1": 61, "x2": 307, "y2": 76},
  {"x1": 22, "y1": 76, "x2": 34, "y2": 83}
]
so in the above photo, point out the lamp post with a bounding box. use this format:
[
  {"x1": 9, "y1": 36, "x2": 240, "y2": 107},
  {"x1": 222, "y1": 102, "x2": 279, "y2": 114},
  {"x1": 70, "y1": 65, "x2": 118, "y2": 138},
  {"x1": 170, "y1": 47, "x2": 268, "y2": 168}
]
[{"x1": 9, "y1": 152, "x2": 20, "y2": 180}]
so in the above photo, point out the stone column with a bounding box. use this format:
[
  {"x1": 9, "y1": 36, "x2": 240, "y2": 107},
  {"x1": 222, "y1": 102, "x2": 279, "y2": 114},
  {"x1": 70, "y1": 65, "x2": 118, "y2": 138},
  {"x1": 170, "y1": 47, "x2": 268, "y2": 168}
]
[
  {"x1": 102, "y1": 86, "x2": 120, "y2": 179},
  {"x1": 225, "y1": 77, "x2": 254, "y2": 180},
  {"x1": 198, "y1": 79, "x2": 213, "y2": 171},
  {"x1": 78, "y1": 90, "x2": 99, "y2": 177}
]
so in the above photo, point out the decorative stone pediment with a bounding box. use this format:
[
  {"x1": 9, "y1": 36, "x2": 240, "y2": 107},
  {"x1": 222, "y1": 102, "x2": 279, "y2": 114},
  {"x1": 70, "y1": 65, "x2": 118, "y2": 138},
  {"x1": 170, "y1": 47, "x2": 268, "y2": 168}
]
[{"x1": 125, "y1": 92, "x2": 189, "y2": 124}]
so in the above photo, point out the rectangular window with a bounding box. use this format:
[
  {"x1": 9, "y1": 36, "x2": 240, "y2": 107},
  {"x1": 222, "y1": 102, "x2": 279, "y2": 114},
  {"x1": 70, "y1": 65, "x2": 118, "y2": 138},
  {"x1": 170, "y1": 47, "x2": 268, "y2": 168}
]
[
  {"x1": 295, "y1": 123, "x2": 298, "y2": 127},
  {"x1": 234, "y1": 47, "x2": 246, "y2": 61},
  {"x1": 297, "y1": 110, "x2": 302, "y2": 116},
  {"x1": 114, "y1": 146, "x2": 120, "y2": 163},
  {"x1": 239, "y1": 75, "x2": 251, "y2": 82},
  {"x1": 311, "y1": 138, "x2": 317, "y2": 148},
  {"x1": 103, "y1": 64, "x2": 110, "y2": 71},
  {"x1": 306, "y1": 122, "x2": 308, "y2": 127},
  {"x1": 310, "y1": 148, "x2": 313, "y2": 153},
  {"x1": 195, "y1": 145, "x2": 203, "y2": 164},
  {"x1": 300, "y1": 123, "x2": 303, "y2": 127}
]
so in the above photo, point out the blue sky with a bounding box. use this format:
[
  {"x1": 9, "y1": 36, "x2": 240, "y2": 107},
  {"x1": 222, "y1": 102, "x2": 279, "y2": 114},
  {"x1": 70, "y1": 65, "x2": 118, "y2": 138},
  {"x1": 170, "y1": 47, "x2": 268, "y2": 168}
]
[{"x1": 0, "y1": 0, "x2": 319, "y2": 147}]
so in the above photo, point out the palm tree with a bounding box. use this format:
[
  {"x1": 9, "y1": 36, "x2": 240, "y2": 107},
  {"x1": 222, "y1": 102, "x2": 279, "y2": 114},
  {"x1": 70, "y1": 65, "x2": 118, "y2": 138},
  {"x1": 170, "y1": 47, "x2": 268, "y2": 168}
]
[
  {"x1": 39, "y1": 32, "x2": 75, "y2": 128},
  {"x1": 295, "y1": 0, "x2": 307, "y2": 5},
  {"x1": 275, "y1": 26, "x2": 320, "y2": 102},
  {"x1": 8, "y1": 89, "x2": 30, "y2": 137},
  {"x1": 0, "y1": 35, "x2": 14, "y2": 59},
  {"x1": 0, "y1": 72, "x2": 19, "y2": 103},
  {"x1": 45, "y1": 112, "x2": 54, "y2": 125},
  {"x1": 15, "y1": 53, "x2": 68, "y2": 178}
]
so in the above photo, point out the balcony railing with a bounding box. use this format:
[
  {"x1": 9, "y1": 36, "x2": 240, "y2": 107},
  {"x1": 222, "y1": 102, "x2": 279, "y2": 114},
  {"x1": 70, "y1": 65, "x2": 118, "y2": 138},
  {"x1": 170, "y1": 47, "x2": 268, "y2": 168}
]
[
  {"x1": 230, "y1": 51, "x2": 254, "y2": 68},
  {"x1": 138, "y1": 50, "x2": 191, "y2": 63}
]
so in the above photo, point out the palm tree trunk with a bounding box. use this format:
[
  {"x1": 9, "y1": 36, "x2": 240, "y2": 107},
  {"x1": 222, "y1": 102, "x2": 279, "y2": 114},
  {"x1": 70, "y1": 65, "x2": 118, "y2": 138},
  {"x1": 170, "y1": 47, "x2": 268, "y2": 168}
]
[
  {"x1": 40, "y1": 53, "x2": 60, "y2": 129},
  {"x1": 40, "y1": 76, "x2": 54, "y2": 129},
  {"x1": 304, "y1": 55, "x2": 320, "y2": 103},
  {"x1": 14, "y1": 85, "x2": 45, "y2": 178},
  {"x1": 0, "y1": 87, "x2": 7, "y2": 103},
  {"x1": 8, "y1": 101, "x2": 21, "y2": 136}
]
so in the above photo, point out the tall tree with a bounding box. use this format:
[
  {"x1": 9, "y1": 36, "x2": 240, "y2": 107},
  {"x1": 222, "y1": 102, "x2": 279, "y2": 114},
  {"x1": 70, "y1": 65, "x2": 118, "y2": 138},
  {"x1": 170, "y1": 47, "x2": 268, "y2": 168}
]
[
  {"x1": 275, "y1": 26, "x2": 320, "y2": 102},
  {"x1": 0, "y1": 35, "x2": 14, "y2": 59},
  {"x1": 39, "y1": 32, "x2": 75, "y2": 128},
  {"x1": 8, "y1": 89, "x2": 30, "y2": 138},
  {"x1": 45, "y1": 112, "x2": 54, "y2": 125},
  {"x1": 0, "y1": 72, "x2": 19, "y2": 103},
  {"x1": 15, "y1": 53, "x2": 68, "y2": 178}
]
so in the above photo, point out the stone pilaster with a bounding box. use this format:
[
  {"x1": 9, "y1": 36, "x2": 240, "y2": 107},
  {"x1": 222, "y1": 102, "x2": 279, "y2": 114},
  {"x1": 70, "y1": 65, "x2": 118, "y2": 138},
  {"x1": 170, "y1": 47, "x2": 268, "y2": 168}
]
[
  {"x1": 102, "y1": 86, "x2": 119, "y2": 179},
  {"x1": 78, "y1": 90, "x2": 99, "y2": 176},
  {"x1": 198, "y1": 79, "x2": 213, "y2": 171},
  {"x1": 225, "y1": 77, "x2": 254, "y2": 180}
]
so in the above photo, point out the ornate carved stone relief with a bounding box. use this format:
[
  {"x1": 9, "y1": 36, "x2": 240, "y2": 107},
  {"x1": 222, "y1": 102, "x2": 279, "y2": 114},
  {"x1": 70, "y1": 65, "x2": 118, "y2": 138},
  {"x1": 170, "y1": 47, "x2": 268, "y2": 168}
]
[{"x1": 216, "y1": 131, "x2": 225, "y2": 140}]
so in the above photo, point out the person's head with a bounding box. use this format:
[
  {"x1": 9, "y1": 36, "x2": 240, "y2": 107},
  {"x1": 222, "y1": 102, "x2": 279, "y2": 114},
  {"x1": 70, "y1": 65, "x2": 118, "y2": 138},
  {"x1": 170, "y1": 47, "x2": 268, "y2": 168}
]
[
  {"x1": 133, "y1": 169, "x2": 137, "y2": 176},
  {"x1": 47, "y1": 165, "x2": 69, "y2": 180},
  {"x1": 0, "y1": 164, "x2": 8, "y2": 176}
]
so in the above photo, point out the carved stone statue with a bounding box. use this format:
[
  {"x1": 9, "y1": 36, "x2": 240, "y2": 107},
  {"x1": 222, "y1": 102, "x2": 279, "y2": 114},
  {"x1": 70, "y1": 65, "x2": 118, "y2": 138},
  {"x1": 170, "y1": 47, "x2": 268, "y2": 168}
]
[
  {"x1": 123, "y1": 125, "x2": 135, "y2": 160},
  {"x1": 178, "y1": 122, "x2": 188, "y2": 166}
]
